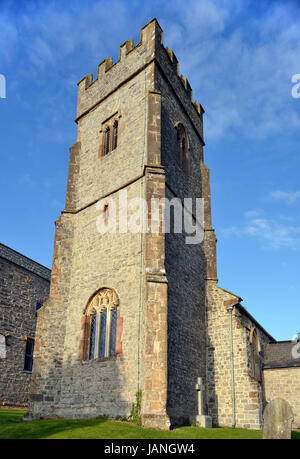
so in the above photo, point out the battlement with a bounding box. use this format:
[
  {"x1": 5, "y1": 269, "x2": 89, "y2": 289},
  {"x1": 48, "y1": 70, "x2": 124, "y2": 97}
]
[
  {"x1": 76, "y1": 18, "x2": 204, "y2": 122},
  {"x1": 164, "y1": 46, "x2": 204, "y2": 116}
]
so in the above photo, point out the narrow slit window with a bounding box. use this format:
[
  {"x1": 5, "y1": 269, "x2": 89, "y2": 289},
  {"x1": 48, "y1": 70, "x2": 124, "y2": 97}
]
[
  {"x1": 176, "y1": 123, "x2": 190, "y2": 174},
  {"x1": 103, "y1": 204, "x2": 109, "y2": 218},
  {"x1": 24, "y1": 338, "x2": 34, "y2": 372},
  {"x1": 112, "y1": 121, "x2": 118, "y2": 150},
  {"x1": 104, "y1": 127, "x2": 110, "y2": 155},
  {"x1": 181, "y1": 137, "x2": 186, "y2": 157}
]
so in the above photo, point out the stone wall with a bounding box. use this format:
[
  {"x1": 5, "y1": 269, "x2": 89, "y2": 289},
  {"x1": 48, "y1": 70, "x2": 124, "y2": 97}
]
[
  {"x1": 263, "y1": 341, "x2": 300, "y2": 428},
  {"x1": 206, "y1": 284, "x2": 275, "y2": 429},
  {"x1": 264, "y1": 367, "x2": 300, "y2": 428},
  {"x1": 28, "y1": 18, "x2": 207, "y2": 429},
  {"x1": 0, "y1": 244, "x2": 50, "y2": 406},
  {"x1": 153, "y1": 53, "x2": 207, "y2": 423},
  {"x1": 28, "y1": 20, "x2": 166, "y2": 425}
]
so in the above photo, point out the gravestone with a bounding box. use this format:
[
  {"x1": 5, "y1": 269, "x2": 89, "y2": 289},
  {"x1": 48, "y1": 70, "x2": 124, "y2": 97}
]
[
  {"x1": 263, "y1": 398, "x2": 294, "y2": 439},
  {"x1": 192, "y1": 377, "x2": 212, "y2": 428}
]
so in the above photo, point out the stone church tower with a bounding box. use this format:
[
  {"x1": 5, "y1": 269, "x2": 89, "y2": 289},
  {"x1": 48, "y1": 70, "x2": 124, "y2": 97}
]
[{"x1": 28, "y1": 19, "x2": 287, "y2": 430}]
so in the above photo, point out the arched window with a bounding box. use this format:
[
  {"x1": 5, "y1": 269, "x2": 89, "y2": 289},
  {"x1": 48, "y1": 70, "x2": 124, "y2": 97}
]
[
  {"x1": 248, "y1": 327, "x2": 261, "y2": 381},
  {"x1": 112, "y1": 121, "x2": 118, "y2": 150},
  {"x1": 104, "y1": 127, "x2": 110, "y2": 155},
  {"x1": 81, "y1": 288, "x2": 120, "y2": 361},
  {"x1": 176, "y1": 123, "x2": 190, "y2": 174},
  {"x1": 100, "y1": 113, "x2": 121, "y2": 158}
]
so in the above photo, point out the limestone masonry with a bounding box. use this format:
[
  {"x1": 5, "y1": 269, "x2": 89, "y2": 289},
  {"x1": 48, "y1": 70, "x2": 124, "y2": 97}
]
[
  {"x1": 0, "y1": 243, "x2": 50, "y2": 407},
  {"x1": 24, "y1": 19, "x2": 299, "y2": 429}
]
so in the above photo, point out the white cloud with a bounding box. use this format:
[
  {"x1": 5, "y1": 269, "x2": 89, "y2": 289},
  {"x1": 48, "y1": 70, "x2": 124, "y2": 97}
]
[
  {"x1": 222, "y1": 212, "x2": 300, "y2": 250},
  {"x1": 1, "y1": 0, "x2": 300, "y2": 143},
  {"x1": 162, "y1": 0, "x2": 300, "y2": 140},
  {"x1": 270, "y1": 190, "x2": 300, "y2": 204}
]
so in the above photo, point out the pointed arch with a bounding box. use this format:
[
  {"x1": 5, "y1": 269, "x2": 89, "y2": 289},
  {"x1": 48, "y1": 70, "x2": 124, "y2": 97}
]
[
  {"x1": 84, "y1": 287, "x2": 119, "y2": 316},
  {"x1": 249, "y1": 327, "x2": 262, "y2": 381},
  {"x1": 80, "y1": 288, "x2": 121, "y2": 361}
]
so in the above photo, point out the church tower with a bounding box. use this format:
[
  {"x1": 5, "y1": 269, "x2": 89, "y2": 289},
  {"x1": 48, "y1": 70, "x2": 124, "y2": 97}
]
[{"x1": 28, "y1": 18, "x2": 215, "y2": 429}]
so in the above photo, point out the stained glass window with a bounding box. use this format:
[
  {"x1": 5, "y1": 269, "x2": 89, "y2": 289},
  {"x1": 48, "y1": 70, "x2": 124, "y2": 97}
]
[
  {"x1": 89, "y1": 313, "x2": 97, "y2": 360},
  {"x1": 86, "y1": 289, "x2": 119, "y2": 361},
  {"x1": 99, "y1": 309, "x2": 107, "y2": 358},
  {"x1": 109, "y1": 307, "x2": 118, "y2": 356}
]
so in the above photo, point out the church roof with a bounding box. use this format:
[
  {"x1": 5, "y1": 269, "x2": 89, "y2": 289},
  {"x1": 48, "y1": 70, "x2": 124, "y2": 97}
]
[{"x1": 0, "y1": 242, "x2": 51, "y2": 281}]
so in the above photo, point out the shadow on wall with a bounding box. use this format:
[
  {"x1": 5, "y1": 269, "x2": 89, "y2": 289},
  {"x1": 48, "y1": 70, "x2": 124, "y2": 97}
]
[
  {"x1": 26, "y1": 313, "x2": 134, "y2": 422},
  {"x1": 161, "y1": 109, "x2": 208, "y2": 425},
  {"x1": 206, "y1": 335, "x2": 219, "y2": 427}
]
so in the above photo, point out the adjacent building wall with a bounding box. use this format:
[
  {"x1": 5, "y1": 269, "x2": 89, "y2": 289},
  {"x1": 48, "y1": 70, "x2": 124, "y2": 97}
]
[
  {"x1": 263, "y1": 367, "x2": 300, "y2": 429},
  {"x1": 206, "y1": 283, "x2": 275, "y2": 429},
  {"x1": 0, "y1": 243, "x2": 50, "y2": 407},
  {"x1": 263, "y1": 341, "x2": 300, "y2": 428}
]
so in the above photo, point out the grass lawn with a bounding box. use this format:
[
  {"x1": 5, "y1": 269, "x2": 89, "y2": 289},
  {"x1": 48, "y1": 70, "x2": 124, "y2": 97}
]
[{"x1": 1, "y1": 409, "x2": 299, "y2": 439}]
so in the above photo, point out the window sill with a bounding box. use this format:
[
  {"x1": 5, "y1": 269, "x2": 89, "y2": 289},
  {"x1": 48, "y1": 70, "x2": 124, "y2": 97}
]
[
  {"x1": 100, "y1": 147, "x2": 118, "y2": 160},
  {"x1": 81, "y1": 354, "x2": 120, "y2": 364}
]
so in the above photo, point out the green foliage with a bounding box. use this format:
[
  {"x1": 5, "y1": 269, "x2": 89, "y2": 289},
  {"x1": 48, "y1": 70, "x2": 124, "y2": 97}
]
[{"x1": 127, "y1": 390, "x2": 142, "y2": 425}]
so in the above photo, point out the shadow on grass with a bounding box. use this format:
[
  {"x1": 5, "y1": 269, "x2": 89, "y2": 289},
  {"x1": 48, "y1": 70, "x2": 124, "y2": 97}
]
[
  {"x1": 0, "y1": 409, "x2": 26, "y2": 424},
  {"x1": 0, "y1": 410, "x2": 109, "y2": 439},
  {"x1": 1, "y1": 409, "x2": 299, "y2": 439}
]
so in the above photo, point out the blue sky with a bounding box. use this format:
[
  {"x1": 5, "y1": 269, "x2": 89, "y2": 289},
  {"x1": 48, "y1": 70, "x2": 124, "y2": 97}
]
[{"x1": 0, "y1": 0, "x2": 299, "y2": 340}]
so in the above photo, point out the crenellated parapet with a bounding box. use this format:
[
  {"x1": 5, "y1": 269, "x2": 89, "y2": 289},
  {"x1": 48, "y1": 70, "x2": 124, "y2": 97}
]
[
  {"x1": 76, "y1": 18, "x2": 204, "y2": 136},
  {"x1": 165, "y1": 46, "x2": 204, "y2": 117},
  {"x1": 76, "y1": 19, "x2": 162, "y2": 120}
]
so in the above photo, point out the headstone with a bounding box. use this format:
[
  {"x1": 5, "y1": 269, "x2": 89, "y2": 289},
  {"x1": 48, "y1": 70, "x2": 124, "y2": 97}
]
[
  {"x1": 263, "y1": 398, "x2": 294, "y2": 439},
  {"x1": 192, "y1": 377, "x2": 212, "y2": 428}
]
